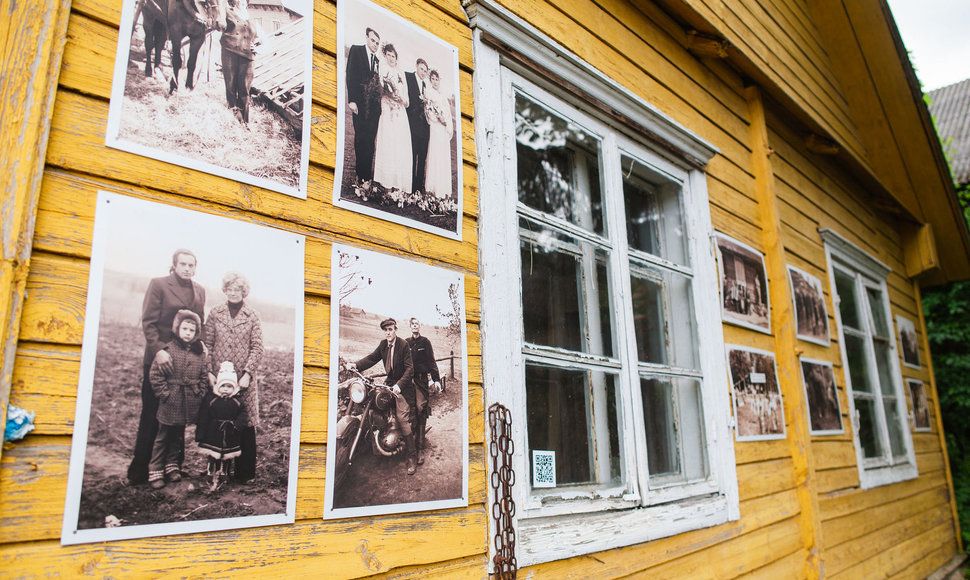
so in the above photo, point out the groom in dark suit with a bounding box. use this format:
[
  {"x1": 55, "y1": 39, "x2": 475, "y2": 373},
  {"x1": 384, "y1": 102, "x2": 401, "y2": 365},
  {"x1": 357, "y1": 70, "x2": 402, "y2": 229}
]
[
  {"x1": 346, "y1": 27, "x2": 383, "y2": 185},
  {"x1": 348, "y1": 318, "x2": 420, "y2": 474},
  {"x1": 128, "y1": 249, "x2": 206, "y2": 484},
  {"x1": 405, "y1": 59, "x2": 431, "y2": 194}
]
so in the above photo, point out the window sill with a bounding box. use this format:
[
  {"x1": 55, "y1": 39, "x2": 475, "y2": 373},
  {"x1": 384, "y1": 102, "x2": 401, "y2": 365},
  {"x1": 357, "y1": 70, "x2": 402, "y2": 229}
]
[
  {"x1": 859, "y1": 462, "x2": 918, "y2": 489},
  {"x1": 516, "y1": 493, "x2": 734, "y2": 567}
]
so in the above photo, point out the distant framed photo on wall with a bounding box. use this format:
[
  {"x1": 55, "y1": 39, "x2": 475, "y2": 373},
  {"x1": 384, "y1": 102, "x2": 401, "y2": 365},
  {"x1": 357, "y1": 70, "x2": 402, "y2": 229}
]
[
  {"x1": 334, "y1": 0, "x2": 463, "y2": 240},
  {"x1": 105, "y1": 0, "x2": 314, "y2": 198},
  {"x1": 908, "y1": 379, "x2": 931, "y2": 431},
  {"x1": 788, "y1": 265, "x2": 830, "y2": 346},
  {"x1": 715, "y1": 233, "x2": 771, "y2": 334},
  {"x1": 896, "y1": 315, "x2": 921, "y2": 369},
  {"x1": 61, "y1": 192, "x2": 305, "y2": 545},
  {"x1": 727, "y1": 345, "x2": 786, "y2": 441},
  {"x1": 799, "y1": 358, "x2": 843, "y2": 435}
]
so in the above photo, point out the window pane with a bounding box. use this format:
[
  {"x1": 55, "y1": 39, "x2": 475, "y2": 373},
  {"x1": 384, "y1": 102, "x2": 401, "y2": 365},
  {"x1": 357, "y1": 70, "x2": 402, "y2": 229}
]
[
  {"x1": 526, "y1": 364, "x2": 620, "y2": 486},
  {"x1": 520, "y1": 229, "x2": 614, "y2": 357},
  {"x1": 641, "y1": 377, "x2": 707, "y2": 483},
  {"x1": 883, "y1": 399, "x2": 907, "y2": 458},
  {"x1": 872, "y1": 338, "x2": 896, "y2": 396},
  {"x1": 835, "y1": 270, "x2": 861, "y2": 330},
  {"x1": 844, "y1": 333, "x2": 873, "y2": 392},
  {"x1": 855, "y1": 397, "x2": 883, "y2": 459},
  {"x1": 622, "y1": 156, "x2": 688, "y2": 265},
  {"x1": 630, "y1": 274, "x2": 665, "y2": 365},
  {"x1": 866, "y1": 287, "x2": 889, "y2": 337},
  {"x1": 515, "y1": 94, "x2": 603, "y2": 234}
]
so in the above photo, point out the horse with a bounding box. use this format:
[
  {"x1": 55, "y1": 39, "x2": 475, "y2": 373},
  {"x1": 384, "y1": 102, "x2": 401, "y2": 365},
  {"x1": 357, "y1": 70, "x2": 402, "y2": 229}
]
[
  {"x1": 140, "y1": 0, "x2": 169, "y2": 78},
  {"x1": 164, "y1": 0, "x2": 227, "y2": 94}
]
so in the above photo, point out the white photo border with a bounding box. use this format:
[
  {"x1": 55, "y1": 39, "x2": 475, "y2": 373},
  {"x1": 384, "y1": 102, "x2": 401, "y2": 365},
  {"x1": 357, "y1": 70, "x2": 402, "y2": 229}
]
[
  {"x1": 104, "y1": 0, "x2": 314, "y2": 199},
  {"x1": 907, "y1": 378, "x2": 932, "y2": 432},
  {"x1": 787, "y1": 265, "x2": 830, "y2": 347},
  {"x1": 61, "y1": 191, "x2": 305, "y2": 545},
  {"x1": 333, "y1": 0, "x2": 463, "y2": 241},
  {"x1": 726, "y1": 344, "x2": 787, "y2": 441},
  {"x1": 714, "y1": 233, "x2": 771, "y2": 335},
  {"x1": 896, "y1": 314, "x2": 921, "y2": 369},
  {"x1": 324, "y1": 243, "x2": 469, "y2": 519},
  {"x1": 798, "y1": 357, "x2": 844, "y2": 436}
]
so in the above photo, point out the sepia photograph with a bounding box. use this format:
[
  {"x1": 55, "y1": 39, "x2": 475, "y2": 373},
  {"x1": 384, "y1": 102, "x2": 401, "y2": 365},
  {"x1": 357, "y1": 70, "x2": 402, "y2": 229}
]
[
  {"x1": 105, "y1": 0, "x2": 313, "y2": 198},
  {"x1": 334, "y1": 0, "x2": 463, "y2": 240},
  {"x1": 799, "y1": 358, "x2": 843, "y2": 435},
  {"x1": 325, "y1": 244, "x2": 468, "y2": 519},
  {"x1": 788, "y1": 266, "x2": 830, "y2": 346},
  {"x1": 727, "y1": 345, "x2": 786, "y2": 441},
  {"x1": 897, "y1": 315, "x2": 921, "y2": 369},
  {"x1": 716, "y1": 234, "x2": 771, "y2": 334},
  {"x1": 908, "y1": 379, "x2": 931, "y2": 431},
  {"x1": 62, "y1": 192, "x2": 304, "y2": 545}
]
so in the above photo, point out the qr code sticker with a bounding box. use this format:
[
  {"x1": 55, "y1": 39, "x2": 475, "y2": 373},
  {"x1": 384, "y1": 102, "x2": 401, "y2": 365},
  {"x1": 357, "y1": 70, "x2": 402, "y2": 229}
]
[{"x1": 532, "y1": 450, "x2": 556, "y2": 488}]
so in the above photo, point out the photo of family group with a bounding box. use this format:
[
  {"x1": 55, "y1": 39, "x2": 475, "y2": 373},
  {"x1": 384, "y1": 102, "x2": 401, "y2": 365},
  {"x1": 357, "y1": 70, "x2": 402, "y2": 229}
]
[
  {"x1": 727, "y1": 345, "x2": 786, "y2": 441},
  {"x1": 334, "y1": 0, "x2": 463, "y2": 240},
  {"x1": 326, "y1": 244, "x2": 468, "y2": 519},
  {"x1": 62, "y1": 192, "x2": 304, "y2": 544},
  {"x1": 788, "y1": 265, "x2": 830, "y2": 346},
  {"x1": 105, "y1": 0, "x2": 313, "y2": 198},
  {"x1": 716, "y1": 234, "x2": 771, "y2": 334}
]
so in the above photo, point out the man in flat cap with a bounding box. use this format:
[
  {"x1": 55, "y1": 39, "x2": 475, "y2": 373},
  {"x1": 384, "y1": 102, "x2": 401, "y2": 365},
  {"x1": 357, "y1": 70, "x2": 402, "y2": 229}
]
[{"x1": 347, "y1": 318, "x2": 418, "y2": 474}]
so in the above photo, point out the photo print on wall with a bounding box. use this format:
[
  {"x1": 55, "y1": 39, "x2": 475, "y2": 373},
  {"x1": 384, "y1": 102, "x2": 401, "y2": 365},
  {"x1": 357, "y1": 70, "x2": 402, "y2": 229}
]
[
  {"x1": 61, "y1": 192, "x2": 305, "y2": 545},
  {"x1": 325, "y1": 244, "x2": 469, "y2": 519},
  {"x1": 896, "y1": 315, "x2": 921, "y2": 369},
  {"x1": 799, "y1": 358, "x2": 843, "y2": 435},
  {"x1": 908, "y1": 379, "x2": 931, "y2": 431},
  {"x1": 727, "y1": 345, "x2": 786, "y2": 441},
  {"x1": 105, "y1": 0, "x2": 314, "y2": 198},
  {"x1": 788, "y1": 265, "x2": 830, "y2": 346},
  {"x1": 334, "y1": 0, "x2": 463, "y2": 240},
  {"x1": 715, "y1": 233, "x2": 771, "y2": 334}
]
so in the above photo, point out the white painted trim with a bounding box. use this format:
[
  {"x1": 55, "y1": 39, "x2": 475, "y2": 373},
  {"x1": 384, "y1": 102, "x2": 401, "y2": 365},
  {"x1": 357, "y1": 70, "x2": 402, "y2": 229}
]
[
  {"x1": 473, "y1": 27, "x2": 738, "y2": 566},
  {"x1": 822, "y1": 236, "x2": 918, "y2": 489}
]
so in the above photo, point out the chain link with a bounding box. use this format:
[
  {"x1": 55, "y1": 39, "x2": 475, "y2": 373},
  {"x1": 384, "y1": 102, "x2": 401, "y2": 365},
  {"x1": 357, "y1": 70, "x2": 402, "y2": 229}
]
[{"x1": 488, "y1": 403, "x2": 517, "y2": 579}]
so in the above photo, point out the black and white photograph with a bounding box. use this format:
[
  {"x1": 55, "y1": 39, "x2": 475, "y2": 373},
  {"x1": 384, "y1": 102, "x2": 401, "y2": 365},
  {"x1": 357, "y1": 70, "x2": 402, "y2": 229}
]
[
  {"x1": 716, "y1": 233, "x2": 771, "y2": 334},
  {"x1": 908, "y1": 379, "x2": 931, "y2": 431},
  {"x1": 62, "y1": 192, "x2": 304, "y2": 545},
  {"x1": 334, "y1": 0, "x2": 463, "y2": 240},
  {"x1": 799, "y1": 358, "x2": 843, "y2": 435},
  {"x1": 105, "y1": 0, "x2": 313, "y2": 198},
  {"x1": 325, "y1": 244, "x2": 468, "y2": 519},
  {"x1": 788, "y1": 266, "x2": 830, "y2": 346},
  {"x1": 897, "y1": 315, "x2": 921, "y2": 369},
  {"x1": 727, "y1": 345, "x2": 786, "y2": 441}
]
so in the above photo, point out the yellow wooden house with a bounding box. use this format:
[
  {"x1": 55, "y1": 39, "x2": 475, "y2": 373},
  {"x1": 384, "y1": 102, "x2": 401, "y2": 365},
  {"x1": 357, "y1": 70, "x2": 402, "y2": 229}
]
[{"x1": 2, "y1": 0, "x2": 968, "y2": 576}]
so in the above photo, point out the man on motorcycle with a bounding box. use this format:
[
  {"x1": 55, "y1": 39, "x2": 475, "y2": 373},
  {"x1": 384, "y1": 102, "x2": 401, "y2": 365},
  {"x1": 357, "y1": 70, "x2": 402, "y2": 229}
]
[
  {"x1": 406, "y1": 317, "x2": 440, "y2": 466},
  {"x1": 346, "y1": 318, "x2": 419, "y2": 475}
]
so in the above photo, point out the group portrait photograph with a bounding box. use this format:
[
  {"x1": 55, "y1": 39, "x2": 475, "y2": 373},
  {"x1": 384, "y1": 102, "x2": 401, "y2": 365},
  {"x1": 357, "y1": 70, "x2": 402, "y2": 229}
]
[
  {"x1": 105, "y1": 0, "x2": 314, "y2": 198},
  {"x1": 334, "y1": 0, "x2": 463, "y2": 239},
  {"x1": 62, "y1": 192, "x2": 305, "y2": 544}
]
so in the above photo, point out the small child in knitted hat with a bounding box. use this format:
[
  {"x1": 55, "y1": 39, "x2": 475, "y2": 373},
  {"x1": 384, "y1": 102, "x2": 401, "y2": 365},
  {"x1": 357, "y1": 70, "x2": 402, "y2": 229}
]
[{"x1": 196, "y1": 361, "x2": 248, "y2": 489}]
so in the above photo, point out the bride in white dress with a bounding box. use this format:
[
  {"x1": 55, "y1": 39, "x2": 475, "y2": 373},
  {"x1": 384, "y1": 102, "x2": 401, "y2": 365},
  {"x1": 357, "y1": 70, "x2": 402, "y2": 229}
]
[
  {"x1": 372, "y1": 44, "x2": 413, "y2": 193},
  {"x1": 423, "y1": 70, "x2": 453, "y2": 199}
]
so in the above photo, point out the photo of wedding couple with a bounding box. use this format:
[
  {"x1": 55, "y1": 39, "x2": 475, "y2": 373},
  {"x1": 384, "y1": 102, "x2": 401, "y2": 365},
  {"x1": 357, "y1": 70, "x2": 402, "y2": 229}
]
[{"x1": 335, "y1": 0, "x2": 462, "y2": 240}]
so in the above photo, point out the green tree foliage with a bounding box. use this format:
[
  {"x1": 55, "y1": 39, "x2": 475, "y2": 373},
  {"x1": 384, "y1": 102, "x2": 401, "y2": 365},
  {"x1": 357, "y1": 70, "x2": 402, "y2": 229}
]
[{"x1": 922, "y1": 182, "x2": 970, "y2": 547}]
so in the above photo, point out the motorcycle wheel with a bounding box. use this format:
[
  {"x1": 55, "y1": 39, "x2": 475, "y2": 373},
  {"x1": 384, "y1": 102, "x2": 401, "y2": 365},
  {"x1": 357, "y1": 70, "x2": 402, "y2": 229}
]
[
  {"x1": 333, "y1": 424, "x2": 358, "y2": 491},
  {"x1": 372, "y1": 428, "x2": 405, "y2": 456}
]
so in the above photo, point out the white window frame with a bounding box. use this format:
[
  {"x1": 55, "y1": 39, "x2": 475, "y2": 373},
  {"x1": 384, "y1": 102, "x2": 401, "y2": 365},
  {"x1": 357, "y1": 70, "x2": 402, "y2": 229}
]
[
  {"x1": 820, "y1": 228, "x2": 918, "y2": 488},
  {"x1": 470, "y1": 0, "x2": 738, "y2": 566}
]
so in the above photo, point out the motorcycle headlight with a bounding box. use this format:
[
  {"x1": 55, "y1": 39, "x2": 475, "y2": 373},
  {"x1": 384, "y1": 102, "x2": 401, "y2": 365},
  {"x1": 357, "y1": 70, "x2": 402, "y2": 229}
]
[{"x1": 349, "y1": 380, "x2": 367, "y2": 404}]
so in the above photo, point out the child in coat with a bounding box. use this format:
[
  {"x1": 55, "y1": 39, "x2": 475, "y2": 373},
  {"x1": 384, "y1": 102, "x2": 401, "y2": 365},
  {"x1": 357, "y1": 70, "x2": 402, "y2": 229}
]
[
  {"x1": 196, "y1": 361, "x2": 248, "y2": 489},
  {"x1": 148, "y1": 309, "x2": 208, "y2": 489}
]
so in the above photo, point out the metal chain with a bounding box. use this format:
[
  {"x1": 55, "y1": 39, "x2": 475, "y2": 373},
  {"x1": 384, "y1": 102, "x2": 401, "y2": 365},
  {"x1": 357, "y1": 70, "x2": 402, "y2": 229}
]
[{"x1": 488, "y1": 403, "x2": 517, "y2": 579}]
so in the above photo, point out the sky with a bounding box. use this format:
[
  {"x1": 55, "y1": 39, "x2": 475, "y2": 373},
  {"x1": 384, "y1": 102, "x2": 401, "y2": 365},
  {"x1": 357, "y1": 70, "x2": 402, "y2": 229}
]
[{"x1": 886, "y1": 0, "x2": 970, "y2": 92}]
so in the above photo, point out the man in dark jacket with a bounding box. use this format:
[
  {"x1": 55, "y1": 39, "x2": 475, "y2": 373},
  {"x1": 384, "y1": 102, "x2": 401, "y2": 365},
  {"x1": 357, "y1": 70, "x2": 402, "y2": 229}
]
[
  {"x1": 348, "y1": 318, "x2": 419, "y2": 474},
  {"x1": 406, "y1": 317, "x2": 439, "y2": 465},
  {"x1": 405, "y1": 59, "x2": 431, "y2": 194},
  {"x1": 345, "y1": 27, "x2": 383, "y2": 185},
  {"x1": 128, "y1": 249, "x2": 206, "y2": 484}
]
